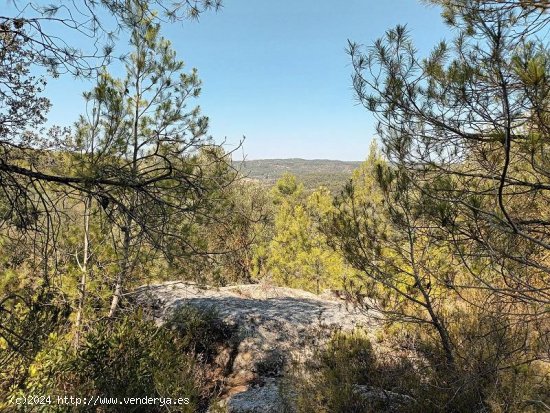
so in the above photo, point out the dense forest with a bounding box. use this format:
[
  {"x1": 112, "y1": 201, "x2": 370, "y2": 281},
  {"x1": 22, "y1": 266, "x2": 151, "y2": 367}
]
[{"x1": 0, "y1": 0, "x2": 549, "y2": 412}]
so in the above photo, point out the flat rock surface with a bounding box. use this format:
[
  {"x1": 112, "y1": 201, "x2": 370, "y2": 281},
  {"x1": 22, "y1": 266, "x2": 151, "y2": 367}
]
[
  {"x1": 226, "y1": 379, "x2": 282, "y2": 413},
  {"x1": 133, "y1": 282, "x2": 377, "y2": 339},
  {"x1": 133, "y1": 282, "x2": 380, "y2": 412}
]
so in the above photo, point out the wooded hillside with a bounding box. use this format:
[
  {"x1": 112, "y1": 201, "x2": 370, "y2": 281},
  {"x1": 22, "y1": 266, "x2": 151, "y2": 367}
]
[
  {"x1": 0, "y1": 1, "x2": 549, "y2": 412},
  {"x1": 234, "y1": 159, "x2": 361, "y2": 192}
]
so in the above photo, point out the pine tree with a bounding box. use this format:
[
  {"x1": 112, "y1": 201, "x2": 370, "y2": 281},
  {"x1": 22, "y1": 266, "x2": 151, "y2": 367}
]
[
  {"x1": 72, "y1": 8, "x2": 216, "y2": 317},
  {"x1": 348, "y1": 0, "x2": 550, "y2": 305},
  {"x1": 265, "y1": 174, "x2": 346, "y2": 293}
]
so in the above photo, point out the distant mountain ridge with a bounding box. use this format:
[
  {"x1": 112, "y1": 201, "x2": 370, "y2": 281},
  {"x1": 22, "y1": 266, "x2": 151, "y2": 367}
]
[{"x1": 233, "y1": 158, "x2": 362, "y2": 192}]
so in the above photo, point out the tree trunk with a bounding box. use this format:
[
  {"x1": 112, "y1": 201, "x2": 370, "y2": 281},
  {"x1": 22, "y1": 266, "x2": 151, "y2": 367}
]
[
  {"x1": 74, "y1": 195, "x2": 91, "y2": 348},
  {"x1": 109, "y1": 56, "x2": 140, "y2": 318},
  {"x1": 406, "y1": 218, "x2": 455, "y2": 368},
  {"x1": 108, "y1": 220, "x2": 131, "y2": 318}
]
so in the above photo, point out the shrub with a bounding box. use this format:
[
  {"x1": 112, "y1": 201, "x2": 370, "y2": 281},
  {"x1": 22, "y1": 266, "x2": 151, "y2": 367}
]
[
  {"x1": 285, "y1": 320, "x2": 550, "y2": 413},
  {"x1": 15, "y1": 309, "x2": 229, "y2": 412},
  {"x1": 165, "y1": 304, "x2": 234, "y2": 361},
  {"x1": 284, "y1": 329, "x2": 385, "y2": 413}
]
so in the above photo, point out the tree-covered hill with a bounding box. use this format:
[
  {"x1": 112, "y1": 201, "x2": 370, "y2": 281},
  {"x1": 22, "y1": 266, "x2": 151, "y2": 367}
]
[
  {"x1": 2, "y1": 1, "x2": 549, "y2": 411},
  {"x1": 234, "y1": 158, "x2": 362, "y2": 192}
]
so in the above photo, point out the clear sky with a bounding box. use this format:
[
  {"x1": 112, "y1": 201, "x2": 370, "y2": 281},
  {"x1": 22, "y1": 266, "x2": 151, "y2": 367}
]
[{"x1": 40, "y1": 0, "x2": 451, "y2": 161}]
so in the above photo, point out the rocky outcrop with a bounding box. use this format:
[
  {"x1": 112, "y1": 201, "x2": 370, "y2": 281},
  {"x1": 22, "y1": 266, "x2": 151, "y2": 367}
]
[
  {"x1": 133, "y1": 282, "x2": 383, "y2": 412},
  {"x1": 226, "y1": 379, "x2": 282, "y2": 413}
]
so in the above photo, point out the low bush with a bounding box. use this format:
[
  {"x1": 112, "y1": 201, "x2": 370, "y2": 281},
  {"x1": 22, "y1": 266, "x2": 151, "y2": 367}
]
[
  {"x1": 285, "y1": 322, "x2": 550, "y2": 413},
  {"x1": 283, "y1": 329, "x2": 388, "y2": 413},
  {"x1": 165, "y1": 304, "x2": 234, "y2": 360},
  {"x1": 11, "y1": 306, "x2": 234, "y2": 412}
]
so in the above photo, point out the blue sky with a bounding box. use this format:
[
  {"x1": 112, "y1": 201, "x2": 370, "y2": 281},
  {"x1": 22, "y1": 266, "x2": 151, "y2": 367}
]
[{"x1": 40, "y1": 0, "x2": 451, "y2": 160}]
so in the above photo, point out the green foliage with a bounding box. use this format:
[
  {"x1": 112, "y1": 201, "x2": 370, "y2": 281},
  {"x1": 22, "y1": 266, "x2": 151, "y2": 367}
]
[
  {"x1": 283, "y1": 330, "x2": 416, "y2": 413},
  {"x1": 0, "y1": 291, "x2": 70, "y2": 403},
  {"x1": 261, "y1": 174, "x2": 349, "y2": 293},
  {"x1": 235, "y1": 159, "x2": 361, "y2": 193},
  {"x1": 287, "y1": 321, "x2": 549, "y2": 413},
  {"x1": 1, "y1": 2, "x2": 549, "y2": 412},
  {"x1": 349, "y1": 0, "x2": 550, "y2": 306},
  {"x1": 325, "y1": 141, "x2": 550, "y2": 411},
  {"x1": 62, "y1": 12, "x2": 244, "y2": 317},
  {"x1": 9, "y1": 310, "x2": 226, "y2": 412},
  {"x1": 165, "y1": 305, "x2": 234, "y2": 360},
  {"x1": 189, "y1": 170, "x2": 271, "y2": 285},
  {"x1": 271, "y1": 173, "x2": 304, "y2": 202}
]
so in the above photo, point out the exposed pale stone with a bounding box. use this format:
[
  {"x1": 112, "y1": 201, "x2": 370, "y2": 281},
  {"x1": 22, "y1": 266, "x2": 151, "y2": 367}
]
[
  {"x1": 226, "y1": 379, "x2": 283, "y2": 413},
  {"x1": 133, "y1": 282, "x2": 386, "y2": 413}
]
